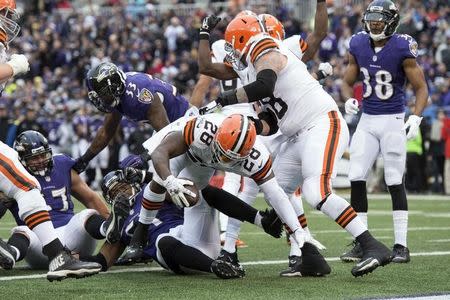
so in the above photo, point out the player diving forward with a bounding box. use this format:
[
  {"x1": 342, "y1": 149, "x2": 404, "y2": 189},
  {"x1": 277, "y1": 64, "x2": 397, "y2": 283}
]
[
  {"x1": 204, "y1": 14, "x2": 393, "y2": 277},
  {"x1": 0, "y1": 131, "x2": 128, "y2": 269},
  {"x1": 340, "y1": 0, "x2": 428, "y2": 263}
]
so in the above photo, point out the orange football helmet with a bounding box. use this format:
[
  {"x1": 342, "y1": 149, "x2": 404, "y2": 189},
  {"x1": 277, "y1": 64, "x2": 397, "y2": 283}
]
[
  {"x1": 259, "y1": 14, "x2": 285, "y2": 40},
  {"x1": 0, "y1": 0, "x2": 19, "y2": 44},
  {"x1": 213, "y1": 114, "x2": 256, "y2": 164},
  {"x1": 224, "y1": 15, "x2": 264, "y2": 56}
]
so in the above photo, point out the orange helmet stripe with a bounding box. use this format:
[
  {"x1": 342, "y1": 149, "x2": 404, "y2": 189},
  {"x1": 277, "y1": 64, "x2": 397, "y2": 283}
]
[
  {"x1": 299, "y1": 38, "x2": 308, "y2": 53},
  {"x1": 229, "y1": 115, "x2": 250, "y2": 155}
]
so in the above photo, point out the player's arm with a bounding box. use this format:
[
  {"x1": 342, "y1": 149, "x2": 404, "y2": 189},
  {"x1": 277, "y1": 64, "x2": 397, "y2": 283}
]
[
  {"x1": 341, "y1": 53, "x2": 359, "y2": 99},
  {"x1": 80, "y1": 240, "x2": 126, "y2": 271},
  {"x1": 73, "y1": 111, "x2": 122, "y2": 173},
  {"x1": 403, "y1": 58, "x2": 428, "y2": 117},
  {"x1": 198, "y1": 39, "x2": 239, "y2": 80},
  {"x1": 145, "y1": 92, "x2": 170, "y2": 131},
  {"x1": 151, "y1": 131, "x2": 189, "y2": 181},
  {"x1": 190, "y1": 74, "x2": 214, "y2": 108},
  {"x1": 70, "y1": 169, "x2": 109, "y2": 218},
  {"x1": 302, "y1": 0, "x2": 328, "y2": 62}
]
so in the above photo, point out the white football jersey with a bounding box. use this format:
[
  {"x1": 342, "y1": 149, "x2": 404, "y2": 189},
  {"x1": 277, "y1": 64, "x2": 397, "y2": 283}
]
[
  {"x1": 183, "y1": 113, "x2": 273, "y2": 183},
  {"x1": 244, "y1": 34, "x2": 337, "y2": 137},
  {"x1": 282, "y1": 35, "x2": 307, "y2": 60}
]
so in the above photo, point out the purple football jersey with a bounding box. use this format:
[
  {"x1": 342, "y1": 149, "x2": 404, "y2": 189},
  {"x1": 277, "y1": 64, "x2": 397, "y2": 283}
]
[
  {"x1": 116, "y1": 72, "x2": 189, "y2": 123},
  {"x1": 349, "y1": 32, "x2": 418, "y2": 115}
]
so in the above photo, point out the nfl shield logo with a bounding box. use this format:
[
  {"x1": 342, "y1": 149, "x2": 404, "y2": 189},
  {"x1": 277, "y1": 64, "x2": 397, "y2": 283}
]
[{"x1": 372, "y1": 55, "x2": 377, "y2": 62}]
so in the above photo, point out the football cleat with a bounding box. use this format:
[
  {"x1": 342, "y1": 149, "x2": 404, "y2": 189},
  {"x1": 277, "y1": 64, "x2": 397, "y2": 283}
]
[
  {"x1": 211, "y1": 260, "x2": 245, "y2": 279},
  {"x1": 47, "y1": 249, "x2": 102, "y2": 282},
  {"x1": 217, "y1": 249, "x2": 243, "y2": 270},
  {"x1": 104, "y1": 194, "x2": 131, "y2": 244},
  {"x1": 279, "y1": 255, "x2": 302, "y2": 277},
  {"x1": 118, "y1": 244, "x2": 146, "y2": 264},
  {"x1": 0, "y1": 239, "x2": 16, "y2": 270},
  {"x1": 299, "y1": 242, "x2": 331, "y2": 276},
  {"x1": 340, "y1": 240, "x2": 363, "y2": 262},
  {"x1": 260, "y1": 208, "x2": 283, "y2": 238},
  {"x1": 351, "y1": 238, "x2": 392, "y2": 277},
  {"x1": 392, "y1": 244, "x2": 410, "y2": 263}
]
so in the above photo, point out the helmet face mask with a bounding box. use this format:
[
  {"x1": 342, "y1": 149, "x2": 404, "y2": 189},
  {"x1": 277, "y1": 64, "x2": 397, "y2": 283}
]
[
  {"x1": 363, "y1": 0, "x2": 400, "y2": 41},
  {"x1": 14, "y1": 131, "x2": 53, "y2": 177},
  {"x1": 101, "y1": 170, "x2": 141, "y2": 206},
  {"x1": 86, "y1": 63, "x2": 126, "y2": 113},
  {"x1": 0, "y1": 0, "x2": 20, "y2": 44}
]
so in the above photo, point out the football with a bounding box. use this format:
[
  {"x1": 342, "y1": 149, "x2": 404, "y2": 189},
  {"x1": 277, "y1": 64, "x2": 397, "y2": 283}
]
[{"x1": 179, "y1": 177, "x2": 200, "y2": 207}]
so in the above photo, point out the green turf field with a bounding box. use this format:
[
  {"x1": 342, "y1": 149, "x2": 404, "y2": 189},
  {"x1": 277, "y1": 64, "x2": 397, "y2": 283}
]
[{"x1": 1, "y1": 194, "x2": 449, "y2": 299}]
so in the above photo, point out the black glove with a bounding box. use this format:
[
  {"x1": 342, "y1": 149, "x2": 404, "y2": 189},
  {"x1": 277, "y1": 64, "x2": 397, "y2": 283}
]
[
  {"x1": 260, "y1": 208, "x2": 283, "y2": 238},
  {"x1": 123, "y1": 167, "x2": 146, "y2": 184},
  {"x1": 215, "y1": 90, "x2": 239, "y2": 107},
  {"x1": 72, "y1": 157, "x2": 89, "y2": 174},
  {"x1": 199, "y1": 15, "x2": 221, "y2": 39},
  {"x1": 248, "y1": 116, "x2": 263, "y2": 135}
]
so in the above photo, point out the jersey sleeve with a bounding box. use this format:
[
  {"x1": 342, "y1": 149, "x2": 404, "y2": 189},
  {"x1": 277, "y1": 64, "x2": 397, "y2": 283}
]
[
  {"x1": 282, "y1": 35, "x2": 307, "y2": 60},
  {"x1": 183, "y1": 117, "x2": 197, "y2": 146},
  {"x1": 348, "y1": 33, "x2": 360, "y2": 57},
  {"x1": 398, "y1": 34, "x2": 418, "y2": 60},
  {"x1": 54, "y1": 154, "x2": 76, "y2": 169},
  {"x1": 248, "y1": 36, "x2": 280, "y2": 65},
  {"x1": 250, "y1": 155, "x2": 273, "y2": 184}
]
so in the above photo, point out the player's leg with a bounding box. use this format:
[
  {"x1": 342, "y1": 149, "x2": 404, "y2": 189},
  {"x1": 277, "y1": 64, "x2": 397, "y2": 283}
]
[
  {"x1": 380, "y1": 114, "x2": 410, "y2": 263},
  {"x1": 0, "y1": 146, "x2": 101, "y2": 280},
  {"x1": 343, "y1": 117, "x2": 380, "y2": 262},
  {"x1": 0, "y1": 226, "x2": 32, "y2": 270},
  {"x1": 300, "y1": 111, "x2": 391, "y2": 277},
  {"x1": 274, "y1": 136, "x2": 330, "y2": 277}
]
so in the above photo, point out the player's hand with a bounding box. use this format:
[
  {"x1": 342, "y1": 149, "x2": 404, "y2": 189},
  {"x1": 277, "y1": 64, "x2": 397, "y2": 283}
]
[
  {"x1": 7, "y1": 54, "x2": 29, "y2": 76},
  {"x1": 123, "y1": 167, "x2": 146, "y2": 184},
  {"x1": 163, "y1": 175, "x2": 196, "y2": 208},
  {"x1": 344, "y1": 98, "x2": 359, "y2": 115},
  {"x1": 215, "y1": 90, "x2": 238, "y2": 107},
  {"x1": 199, "y1": 15, "x2": 221, "y2": 38},
  {"x1": 318, "y1": 62, "x2": 333, "y2": 77},
  {"x1": 403, "y1": 115, "x2": 423, "y2": 140},
  {"x1": 72, "y1": 157, "x2": 89, "y2": 174}
]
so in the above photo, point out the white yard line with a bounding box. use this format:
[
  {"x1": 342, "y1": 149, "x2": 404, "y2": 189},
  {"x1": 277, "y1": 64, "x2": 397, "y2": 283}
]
[{"x1": 1, "y1": 251, "x2": 450, "y2": 281}]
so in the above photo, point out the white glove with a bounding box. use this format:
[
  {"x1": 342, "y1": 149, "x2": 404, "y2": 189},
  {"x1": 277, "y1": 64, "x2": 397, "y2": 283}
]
[
  {"x1": 403, "y1": 115, "x2": 423, "y2": 140},
  {"x1": 344, "y1": 98, "x2": 359, "y2": 115},
  {"x1": 163, "y1": 175, "x2": 196, "y2": 208},
  {"x1": 6, "y1": 54, "x2": 30, "y2": 76},
  {"x1": 318, "y1": 62, "x2": 333, "y2": 77}
]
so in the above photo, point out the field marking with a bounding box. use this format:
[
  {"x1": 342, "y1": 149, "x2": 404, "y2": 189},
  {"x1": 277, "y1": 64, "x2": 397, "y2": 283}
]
[
  {"x1": 1, "y1": 250, "x2": 450, "y2": 282},
  {"x1": 428, "y1": 239, "x2": 450, "y2": 243}
]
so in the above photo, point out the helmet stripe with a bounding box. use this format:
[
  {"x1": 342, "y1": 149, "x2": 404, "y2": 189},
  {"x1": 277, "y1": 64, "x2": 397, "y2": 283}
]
[{"x1": 231, "y1": 115, "x2": 250, "y2": 156}]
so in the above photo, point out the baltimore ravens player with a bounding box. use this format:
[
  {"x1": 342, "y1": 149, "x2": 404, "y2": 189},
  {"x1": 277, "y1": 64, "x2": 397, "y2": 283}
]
[
  {"x1": 340, "y1": 0, "x2": 428, "y2": 263},
  {"x1": 0, "y1": 131, "x2": 130, "y2": 270},
  {"x1": 73, "y1": 62, "x2": 194, "y2": 173}
]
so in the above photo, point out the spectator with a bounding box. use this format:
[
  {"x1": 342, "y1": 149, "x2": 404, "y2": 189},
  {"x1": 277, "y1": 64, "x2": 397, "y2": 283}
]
[{"x1": 442, "y1": 114, "x2": 450, "y2": 195}]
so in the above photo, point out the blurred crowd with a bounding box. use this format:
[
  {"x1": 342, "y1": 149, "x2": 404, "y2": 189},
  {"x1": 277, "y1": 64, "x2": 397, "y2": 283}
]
[{"x1": 0, "y1": 0, "x2": 449, "y2": 192}]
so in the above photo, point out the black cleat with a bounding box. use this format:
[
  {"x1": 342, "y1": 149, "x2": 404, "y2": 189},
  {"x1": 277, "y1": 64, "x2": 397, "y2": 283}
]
[
  {"x1": 280, "y1": 255, "x2": 302, "y2": 277},
  {"x1": 340, "y1": 240, "x2": 363, "y2": 262},
  {"x1": 0, "y1": 239, "x2": 16, "y2": 270},
  {"x1": 300, "y1": 242, "x2": 331, "y2": 276},
  {"x1": 211, "y1": 260, "x2": 245, "y2": 279},
  {"x1": 392, "y1": 244, "x2": 410, "y2": 263},
  {"x1": 260, "y1": 208, "x2": 283, "y2": 238},
  {"x1": 47, "y1": 249, "x2": 102, "y2": 282},
  {"x1": 351, "y1": 236, "x2": 392, "y2": 277},
  {"x1": 105, "y1": 195, "x2": 131, "y2": 244},
  {"x1": 217, "y1": 249, "x2": 242, "y2": 269},
  {"x1": 115, "y1": 244, "x2": 147, "y2": 265}
]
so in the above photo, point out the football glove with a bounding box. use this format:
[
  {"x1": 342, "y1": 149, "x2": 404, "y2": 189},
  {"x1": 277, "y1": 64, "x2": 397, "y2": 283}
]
[
  {"x1": 199, "y1": 15, "x2": 221, "y2": 39},
  {"x1": 215, "y1": 90, "x2": 238, "y2": 107},
  {"x1": 403, "y1": 115, "x2": 423, "y2": 140},
  {"x1": 317, "y1": 62, "x2": 333, "y2": 79},
  {"x1": 163, "y1": 175, "x2": 196, "y2": 208},
  {"x1": 344, "y1": 98, "x2": 359, "y2": 115},
  {"x1": 7, "y1": 54, "x2": 29, "y2": 76}
]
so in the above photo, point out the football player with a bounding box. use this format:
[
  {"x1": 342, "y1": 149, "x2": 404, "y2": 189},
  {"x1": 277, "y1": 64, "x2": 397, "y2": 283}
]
[
  {"x1": 340, "y1": 0, "x2": 428, "y2": 263},
  {"x1": 0, "y1": 131, "x2": 130, "y2": 270},
  {"x1": 82, "y1": 157, "x2": 283, "y2": 279},
  {"x1": 204, "y1": 14, "x2": 394, "y2": 277},
  {"x1": 72, "y1": 62, "x2": 197, "y2": 173},
  {"x1": 126, "y1": 113, "x2": 330, "y2": 277},
  {"x1": 0, "y1": 1, "x2": 102, "y2": 281}
]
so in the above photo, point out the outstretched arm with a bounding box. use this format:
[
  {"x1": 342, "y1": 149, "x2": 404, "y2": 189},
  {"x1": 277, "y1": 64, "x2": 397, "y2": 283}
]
[
  {"x1": 198, "y1": 38, "x2": 239, "y2": 80},
  {"x1": 302, "y1": 0, "x2": 328, "y2": 62},
  {"x1": 190, "y1": 74, "x2": 214, "y2": 108}
]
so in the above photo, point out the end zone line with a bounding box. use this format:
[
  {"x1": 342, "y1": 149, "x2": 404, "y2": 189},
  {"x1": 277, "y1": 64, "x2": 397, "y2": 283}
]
[{"x1": 1, "y1": 250, "x2": 450, "y2": 281}]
